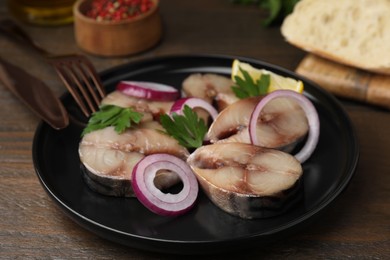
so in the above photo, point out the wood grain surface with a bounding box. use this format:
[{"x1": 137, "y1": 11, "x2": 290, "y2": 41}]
[{"x1": 0, "y1": 1, "x2": 389, "y2": 259}]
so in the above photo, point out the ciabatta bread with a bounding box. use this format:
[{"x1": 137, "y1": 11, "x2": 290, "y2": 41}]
[{"x1": 281, "y1": 0, "x2": 390, "y2": 75}]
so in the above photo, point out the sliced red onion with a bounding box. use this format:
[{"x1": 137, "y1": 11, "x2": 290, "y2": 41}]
[
  {"x1": 117, "y1": 81, "x2": 180, "y2": 101},
  {"x1": 131, "y1": 154, "x2": 199, "y2": 216},
  {"x1": 170, "y1": 97, "x2": 219, "y2": 121},
  {"x1": 249, "y1": 90, "x2": 320, "y2": 163}
]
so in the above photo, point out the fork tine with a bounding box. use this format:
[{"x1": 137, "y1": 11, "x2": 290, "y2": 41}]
[
  {"x1": 65, "y1": 64, "x2": 98, "y2": 113},
  {"x1": 77, "y1": 55, "x2": 106, "y2": 99},
  {"x1": 49, "y1": 55, "x2": 106, "y2": 117},
  {"x1": 75, "y1": 62, "x2": 101, "y2": 107},
  {"x1": 53, "y1": 61, "x2": 91, "y2": 117},
  {"x1": 51, "y1": 63, "x2": 91, "y2": 117}
]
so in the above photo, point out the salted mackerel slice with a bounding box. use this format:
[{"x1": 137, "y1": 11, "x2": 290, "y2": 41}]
[
  {"x1": 187, "y1": 143, "x2": 303, "y2": 219},
  {"x1": 79, "y1": 121, "x2": 189, "y2": 197}
]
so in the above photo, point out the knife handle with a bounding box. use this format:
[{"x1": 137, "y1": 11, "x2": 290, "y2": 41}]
[{"x1": 0, "y1": 19, "x2": 49, "y2": 57}]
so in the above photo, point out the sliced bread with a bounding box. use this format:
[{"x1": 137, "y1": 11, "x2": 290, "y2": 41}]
[{"x1": 281, "y1": 0, "x2": 390, "y2": 75}]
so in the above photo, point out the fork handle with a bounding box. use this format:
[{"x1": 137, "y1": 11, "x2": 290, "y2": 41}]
[{"x1": 0, "y1": 19, "x2": 50, "y2": 57}]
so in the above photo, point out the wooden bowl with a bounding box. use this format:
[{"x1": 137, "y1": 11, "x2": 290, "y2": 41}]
[{"x1": 73, "y1": 0, "x2": 162, "y2": 57}]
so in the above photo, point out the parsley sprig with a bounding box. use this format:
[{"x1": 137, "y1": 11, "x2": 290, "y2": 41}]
[
  {"x1": 160, "y1": 105, "x2": 207, "y2": 149},
  {"x1": 232, "y1": 67, "x2": 271, "y2": 98},
  {"x1": 81, "y1": 104, "x2": 143, "y2": 136}
]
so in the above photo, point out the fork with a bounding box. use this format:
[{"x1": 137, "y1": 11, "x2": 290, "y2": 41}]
[{"x1": 0, "y1": 19, "x2": 106, "y2": 117}]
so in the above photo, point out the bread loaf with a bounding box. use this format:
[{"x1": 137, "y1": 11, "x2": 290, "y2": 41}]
[{"x1": 281, "y1": 0, "x2": 390, "y2": 75}]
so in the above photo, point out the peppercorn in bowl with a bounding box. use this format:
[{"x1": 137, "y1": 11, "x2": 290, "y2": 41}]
[{"x1": 73, "y1": 0, "x2": 162, "y2": 57}]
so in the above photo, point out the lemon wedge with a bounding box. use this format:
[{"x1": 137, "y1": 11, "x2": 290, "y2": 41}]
[{"x1": 231, "y1": 59, "x2": 304, "y2": 94}]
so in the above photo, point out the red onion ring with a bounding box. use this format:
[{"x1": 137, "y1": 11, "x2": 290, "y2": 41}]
[
  {"x1": 117, "y1": 81, "x2": 180, "y2": 101},
  {"x1": 131, "y1": 154, "x2": 199, "y2": 216},
  {"x1": 249, "y1": 90, "x2": 320, "y2": 163},
  {"x1": 170, "y1": 97, "x2": 219, "y2": 121}
]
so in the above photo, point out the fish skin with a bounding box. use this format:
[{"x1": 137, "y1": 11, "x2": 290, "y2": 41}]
[
  {"x1": 187, "y1": 143, "x2": 303, "y2": 219},
  {"x1": 207, "y1": 96, "x2": 309, "y2": 150},
  {"x1": 182, "y1": 73, "x2": 239, "y2": 111},
  {"x1": 79, "y1": 122, "x2": 189, "y2": 197}
]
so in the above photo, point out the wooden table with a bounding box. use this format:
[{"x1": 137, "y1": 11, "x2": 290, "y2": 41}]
[{"x1": 0, "y1": 1, "x2": 388, "y2": 258}]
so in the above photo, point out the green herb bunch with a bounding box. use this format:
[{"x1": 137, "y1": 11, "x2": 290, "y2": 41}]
[{"x1": 231, "y1": 0, "x2": 300, "y2": 26}]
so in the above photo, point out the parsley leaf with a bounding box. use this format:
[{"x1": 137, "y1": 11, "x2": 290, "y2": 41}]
[
  {"x1": 81, "y1": 104, "x2": 143, "y2": 136},
  {"x1": 231, "y1": 66, "x2": 271, "y2": 98},
  {"x1": 160, "y1": 105, "x2": 207, "y2": 149}
]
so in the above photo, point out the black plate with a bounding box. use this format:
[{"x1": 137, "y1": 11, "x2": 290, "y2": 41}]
[{"x1": 33, "y1": 54, "x2": 359, "y2": 254}]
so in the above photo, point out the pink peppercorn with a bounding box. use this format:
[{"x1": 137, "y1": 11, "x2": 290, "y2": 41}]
[{"x1": 86, "y1": 0, "x2": 154, "y2": 21}]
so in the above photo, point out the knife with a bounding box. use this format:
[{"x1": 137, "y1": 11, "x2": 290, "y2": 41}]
[{"x1": 0, "y1": 56, "x2": 69, "y2": 129}]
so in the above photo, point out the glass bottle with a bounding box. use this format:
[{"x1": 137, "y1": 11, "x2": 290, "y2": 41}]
[{"x1": 7, "y1": 0, "x2": 77, "y2": 26}]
